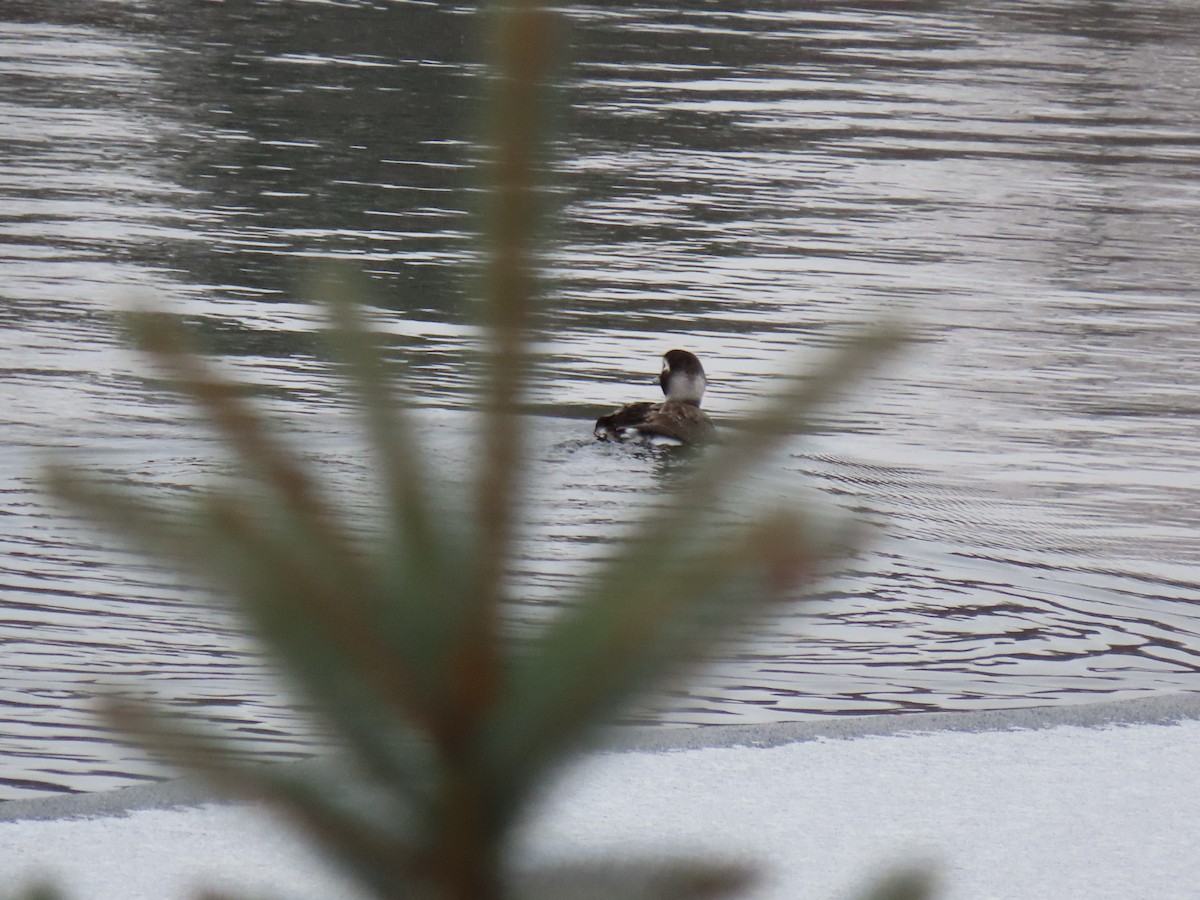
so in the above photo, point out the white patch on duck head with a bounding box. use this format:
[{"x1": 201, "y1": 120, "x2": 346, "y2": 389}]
[{"x1": 660, "y1": 350, "x2": 707, "y2": 404}]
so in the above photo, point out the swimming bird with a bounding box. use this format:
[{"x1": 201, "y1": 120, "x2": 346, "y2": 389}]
[{"x1": 594, "y1": 349, "x2": 716, "y2": 446}]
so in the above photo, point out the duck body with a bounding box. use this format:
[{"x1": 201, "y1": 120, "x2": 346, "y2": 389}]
[
  {"x1": 594, "y1": 349, "x2": 716, "y2": 446},
  {"x1": 595, "y1": 398, "x2": 715, "y2": 446}
]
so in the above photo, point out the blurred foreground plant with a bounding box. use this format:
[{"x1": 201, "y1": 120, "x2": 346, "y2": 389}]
[{"x1": 38, "y1": 3, "x2": 925, "y2": 900}]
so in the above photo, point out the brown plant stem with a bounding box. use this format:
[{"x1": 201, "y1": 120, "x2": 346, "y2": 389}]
[
  {"x1": 435, "y1": 3, "x2": 556, "y2": 897},
  {"x1": 464, "y1": 0, "x2": 556, "y2": 722}
]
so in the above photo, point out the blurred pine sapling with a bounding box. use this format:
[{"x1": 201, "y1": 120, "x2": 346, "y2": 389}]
[{"x1": 30, "y1": 2, "x2": 926, "y2": 899}]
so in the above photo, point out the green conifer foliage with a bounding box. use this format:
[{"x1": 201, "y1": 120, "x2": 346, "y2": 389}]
[{"x1": 35, "y1": 3, "x2": 922, "y2": 899}]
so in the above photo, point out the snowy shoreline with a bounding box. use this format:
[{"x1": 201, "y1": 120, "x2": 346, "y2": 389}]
[
  {"x1": 5, "y1": 691, "x2": 1198, "y2": 824},
  {"x1": 4, "y1": 692, "x2": 1200, "y2": 898}
]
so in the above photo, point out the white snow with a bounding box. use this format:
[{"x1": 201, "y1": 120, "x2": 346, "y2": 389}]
[{"x1": 3, "y1": 717, "x2": 1200, "y2": 900}]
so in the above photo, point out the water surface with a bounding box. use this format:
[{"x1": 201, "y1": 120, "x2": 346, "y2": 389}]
[{"x1": 3, "y1": 0, "x2": 1200, "y2": 798}]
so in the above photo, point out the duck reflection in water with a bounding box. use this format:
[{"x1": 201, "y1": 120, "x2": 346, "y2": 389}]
[{"x1": 594, "y1": 349, "x2": 716, "y2": 447}]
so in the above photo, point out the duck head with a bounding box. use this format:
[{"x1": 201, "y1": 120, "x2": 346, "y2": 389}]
[{"x1": 659, "y1": 349, "x2": 707, "y2": 405}]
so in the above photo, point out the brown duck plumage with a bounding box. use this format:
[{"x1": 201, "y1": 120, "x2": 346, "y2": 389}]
[{"x1": 594, "y1": 349, "x2": 716, "y2": 446}]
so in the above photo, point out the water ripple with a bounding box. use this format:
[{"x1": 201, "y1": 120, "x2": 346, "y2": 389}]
[{"x1": 1, "y1": 1, "x2": 1199, "y2": 797}]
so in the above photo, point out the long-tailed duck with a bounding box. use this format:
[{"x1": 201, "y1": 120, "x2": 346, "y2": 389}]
[{"x1": 594, "y1": 349, "x2": 716, "y2": 446}]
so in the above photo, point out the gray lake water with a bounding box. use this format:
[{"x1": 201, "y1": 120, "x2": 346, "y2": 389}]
[{"x1": 3, "y1": 1, "x2": 1200, "y2": 799}]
